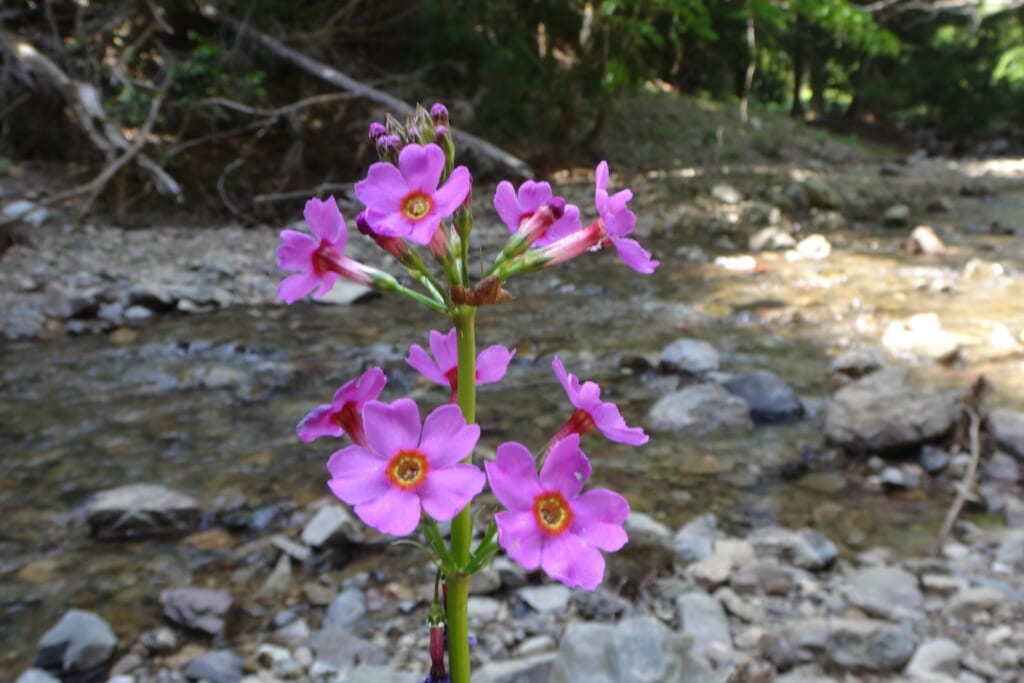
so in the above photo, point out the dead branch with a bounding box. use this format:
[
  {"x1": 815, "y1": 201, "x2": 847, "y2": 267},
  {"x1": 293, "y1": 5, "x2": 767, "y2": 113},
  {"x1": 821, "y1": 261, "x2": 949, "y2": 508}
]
[
  {"x1": 195, "y1": 92, "x2": 359, "y2": 119},
  {"x1": 200, "y1": 4, "x2": 534, "y2": 179},
  {"x1": 252, "y1": 183, "x2": 352, "y2": 205}
]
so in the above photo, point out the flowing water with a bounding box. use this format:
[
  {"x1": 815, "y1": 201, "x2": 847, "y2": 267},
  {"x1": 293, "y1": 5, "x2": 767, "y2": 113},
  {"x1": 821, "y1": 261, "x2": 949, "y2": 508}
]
[{"x1": 2, "y1": 189, "x2": 1024, "y2": 673}]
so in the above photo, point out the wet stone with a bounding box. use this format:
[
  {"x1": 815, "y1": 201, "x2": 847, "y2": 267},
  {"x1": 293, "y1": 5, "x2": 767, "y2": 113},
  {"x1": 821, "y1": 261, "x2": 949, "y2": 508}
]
[
  {"x1": 160, "y1": 588, "x2": 234, "y2": 638},
  {"x1": 185, "y1": 650, "x2": 243, "y2": 683},
  {"x1": 658, "y1": 338, "x2": 720, "y2": 375},
  {"x1": 34, "y1": 609, "x2": 117, "y2": 677},
  {"x1": 722, "y1": 370, "x2": 804, "y2": 424},
  {"x1": 646, "y1": 384, "x2": 753, "y2": 435},
  {"x1": 86, "y1": 483, "x2": 200, "y2": 539}
]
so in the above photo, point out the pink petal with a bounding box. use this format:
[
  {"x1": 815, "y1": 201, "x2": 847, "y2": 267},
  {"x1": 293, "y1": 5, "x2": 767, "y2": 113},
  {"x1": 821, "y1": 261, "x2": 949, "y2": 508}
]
[
  {"x1": 277, "y1": 230, "x2": 317, "y2": 270},
  {"x1": 612, "y1": 236, "x2": 659, "y2": 274},
  {"x1": 418, "y1": 404, "x2": 480, "y2": 467},
  {"x1": 349, "y1": 367, "x2": 387, "y2": 403},
  {"x1": 427, "y1": 329, "x2": 459, "y2": 376},
  {"x1": 539, "y1": 434, "x2": 591, "y2": 498},
  {"x1": 406, "y1": 343, "x2": 447, "y2": 385},
  {"x1": 486, "y1": 442, "x2": 542, "y2": 511},
  {"x1": 296, "y1": 405, "x2": 342, "y2": 442},
  {"x1": 419, "y1": 464, "x2": 485, "y2": 521},
  {"x1": 595, "y1": 161, "x2": 609, "y2": 195},
  {"x1": 326, "y1": 446, "x2": 390, "y2": 505},
  {"x1": 495, "y1": 509, "x2": 543, "y2": 570},
  {"x1": 604, "y1": 189, "x2": 636, "y2": 236},
  {"x1": 362, "y1": 208, "x2": 413, "y2": 238},
  {"x1": 590, "y1": 401, "x2": 649, "y2": 445},
  {"x1": 404, "y1": 215, "x2": 443, "y2": 245},
  {"x1": 534, "y1": 204, "x2": 581, "y2": 247},
  {"x1": 540, "y1": 532, "x2": 606, "y2": 589},
  {"x1": 398, "y1": 143, "x2": 445, "y2": 191},
  {"x1": 430, "y1": 165, "x2": 471, "y2": 218},
  {"x1": 551, "y1": 356, "x2": 578, "y2": 404},
  {"x1": 493, "y1": 180, "x2": 522, "y2": 232},
  {"x1": 476, "y1": 345, "x2": 515, "y2": 384},
  {"x1": 355, "y1": 163, "x2": 408, "y2": 213},
  {"x1": 304, "y1": 196, "x2": 346, "y2": 246},
  {"x1": 570, "y1": 488, "x2": 630, "y2": 552},
  {"x1": 575, "y1": 380, "x2": 603, "y2": 413},
  {"x1": 311, "y1": 271, "x2": 340, "y2": 299},
  {"x1": 363, "y1": 399, "x2": 422, "y2": 459},
  {"x1": 277, "y1": 272, "x2": 320, "y2": 304},
  {"x1": 516, "y1": 180, "x2": 553, "y2": 214},
  {"x1": 354, "y1": 486, "x2": 422, "y2": 536}
]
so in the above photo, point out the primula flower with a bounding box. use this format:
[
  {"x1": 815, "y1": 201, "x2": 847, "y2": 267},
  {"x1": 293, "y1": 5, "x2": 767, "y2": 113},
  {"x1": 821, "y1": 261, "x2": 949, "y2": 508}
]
[
  {"x1": 326, "y1": 399, "x2": 485, "y2": 536},
  {"x1": 406, "y1": 328, "x2": 515, "y2": 401},
  {"x1": 493, "y1": 180, "x2": 581, "y2": 247},
  {"x1": 277, "y1": 197, "x2": 375, "y2": 304},
  {"x1": 550, "y1": 356, "x2": 648, "y2": 446},
  {"x1": 485, "y1": 435, "x2": 629, "y2": 590},
  {"x1": 296, "y1": 367, "x2": 386, "y2": 446},
  {"x1": 594, "y1": 161, "x2": 659, "y2": 274},
  {"x1": 355, "y1": 143, "x2": 471, "y2": 245}
]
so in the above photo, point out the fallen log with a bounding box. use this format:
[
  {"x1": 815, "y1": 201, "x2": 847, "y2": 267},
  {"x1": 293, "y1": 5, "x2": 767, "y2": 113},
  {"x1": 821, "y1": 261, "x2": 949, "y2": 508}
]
[{"x1": 200, "y1": 4, "x2": 534, "y2": 179}]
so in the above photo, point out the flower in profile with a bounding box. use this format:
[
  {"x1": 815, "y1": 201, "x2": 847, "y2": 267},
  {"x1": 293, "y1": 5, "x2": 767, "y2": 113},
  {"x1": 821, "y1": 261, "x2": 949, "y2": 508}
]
[
  {"x1": 296, "y1": 367, "x2": 387, "y2": 446},
  {"x1": 406, "y1": 328, "x2": 515, "y2": 401},
  {"x1": 355, "y1": 143, "x2": 471, "y2": 245},
  {"x1": 550, "y1": 356, "x2": 648, "y2": 446},
  {"x1": 493, "y1": 180, "x2": 581, "y2": 247},
  {"x1": 485, "y1": 435, "x2": 629, "y2": 589},
  {"x1": 326, "y1": 399, "x2": 484, "y2": 536},
  {"x1": 277, "y1": 197, "x2": 375, "y2": 303},
  {"x1": 594, "y1": 161, "x2": 659, "y2": 274}
]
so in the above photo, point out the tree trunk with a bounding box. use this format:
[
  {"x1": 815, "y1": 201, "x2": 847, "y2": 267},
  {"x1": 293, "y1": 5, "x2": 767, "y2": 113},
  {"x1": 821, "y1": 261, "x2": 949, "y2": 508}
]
[{"x1": 789, "y1": 17, "x2": 805, "y2": 119}]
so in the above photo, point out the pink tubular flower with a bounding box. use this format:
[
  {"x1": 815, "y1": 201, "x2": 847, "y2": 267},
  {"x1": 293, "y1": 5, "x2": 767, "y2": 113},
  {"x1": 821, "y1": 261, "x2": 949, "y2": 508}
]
[
  {"x1": 594, "y1": 161, "x2": 659, "y2": 274},
  {"x1": 551, "y1": 356, "x2": 648, "y2": 446},
  {"x1": 296, "y1": 367, "x2": 386, "y2": 446},
  {"x1": 277, "y1": 197, "x2": 375, "y2": 303},
  {"x1": 485, "y1": 435, "x2": 629, "y2": 590},
  {"x1": 326, "y1": 399, "x2": 485, "y2": 536},
  {"x1": 493, "y1": 180, "x2": 581, "y2": 247},
  {"x1": 406, "y1": 328, "x2": 515, "y2": 402},
  {"x1": 355, "y1": 143, "x2": 471, "y2": 245}
]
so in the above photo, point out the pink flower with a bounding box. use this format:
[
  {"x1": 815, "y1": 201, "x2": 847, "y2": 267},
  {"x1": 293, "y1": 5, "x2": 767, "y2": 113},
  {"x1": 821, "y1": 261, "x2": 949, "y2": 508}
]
[
  {"x1": 326, "y1": 399, "x2": 485, "y2": 536},
  {"x1": 406, "y1": 329, "x2": 515, "y2": 402},
  {"x1": 594, "y1": 161, "x2": 659, "y2": 274},
  {"x1": 485, "y1": 435, "x2": 629, "y2": 589},
  {"x1": 493, "y1": 180, "x2": 581, "y2": 247},
  {"x1": 551, "y1": 356, "x2": 648, "y2": 446},
  {"x1": 277, "y1": 197, "x2": 374, "y2": 303},
  {"x1": 355, "y1": 143, "x2": 471, "y2": 245},
  {"x1": 296, "y1": 367, "x2": 387, "y2": 446}
]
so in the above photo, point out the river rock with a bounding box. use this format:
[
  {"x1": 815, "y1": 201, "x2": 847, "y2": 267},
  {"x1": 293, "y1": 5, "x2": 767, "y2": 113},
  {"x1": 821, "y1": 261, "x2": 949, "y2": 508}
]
[
  {"x1": 676, "y1": 591, "x2": 733, "y2": 656},
  {"x1": 994, "y1": 530, "x2": 1024, "y2": 572},
  {"x1": 828, "y1": 347, "x2": 886, "y2": 390},
  {"x1": 749, "y1": 226, "x2": 796, "y2": 251},
  {"x1": 883, "y1": 204, "x2": 911, "y2": 227},
  {"x1": 824, "y1": 368, "x2": 957, "y2": 455},
  {"x1": 722, "y1": 370, "x2": 804, "y2": 424},
  {"x1": 300, "y1": 504, "x2": 364, "y2": 546},
  {"x1": 792, "y1": 234, "x2": 831, "y2": 260},
  {"x1": 763, "y1": 618, "x2": 915, "y2": 672},
  {"x1": 646, "y1": 384, "x2": 753, "y2": 435},
  {"x1": 518, "y1": 584, "x2": 571, "y2": 613},
  {"x1": 712, "y1": 184, "x2": 742, "y2": 204},
  {"x1": 322, "y1": 587, "x2": 366, "y2": 630},
  {"x1": 906, "y1": 225, "x2": 946, "y2": 255},
  {"x1": 747, "y1": 527, "x2": 838, "y2": 570},
  {"x1": 618, "y1": 511, "x2": 676, "y2": 571},
  {"x1": 85, "y1": 483, "x2": 200, "y2": 539},
  {"x1": 905, "y1": 638, "x2": 962, "y2": 679},
  {"x1": 989, "y1": 409, "x2": 1024, "y2": 460},
  {"x1": 34, "y1": 609, "x2": 117, "y2": 677},
  {"x1": 843, "y1": 566, "x2": 923, "y2": 619},
  {"x1": 185, "y1": 650, "x2": 243, "y2": 683},
  {"x1": 674, "y1": 514, "x2": 722, "y2": 565},
  {"x1": 942, "y1": 587, "x2": 1007, "y2": 618},
  {"x1": 659, "y1": 338, "x2": 720, "y2": 375},
  {"x1": 802, "y1": 178, "x2": 842, "y2": 210},
  {"x1": 3, "y1": 199, "x2": 51, "y2": 226},
  {"x1": 309, "y1": 629, "x2": 386, "y2": 668},
  {"x1": 160, "y1": 588, "x2": 234, "y2": 638},
  {"x1": 882, "y1": 313, "x2": 959, "y2": 363},
  {"x1": 549, "y1": 616, "x2": 719, "y2": 683},
  {"x1": 687, "y1": 539, "x2": 755, "y2": 587},
  {"x1": 15, "y1": 670, "x2": 61, "y2": 683},
  {"x1": 313, "y1": 281, "x2": 376, "y2": 305},
  {"x1": 476, "y1": 652, "x2": 557, "y2": 683},
  {"x1": 346, "y1": 665, "x2": 413, "y2": 683}
]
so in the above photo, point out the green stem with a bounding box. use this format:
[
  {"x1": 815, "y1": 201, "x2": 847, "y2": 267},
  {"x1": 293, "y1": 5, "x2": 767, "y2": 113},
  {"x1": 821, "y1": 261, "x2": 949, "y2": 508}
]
[{"x1": 447, "y1": 305, "x2": 477, "y2": 683}]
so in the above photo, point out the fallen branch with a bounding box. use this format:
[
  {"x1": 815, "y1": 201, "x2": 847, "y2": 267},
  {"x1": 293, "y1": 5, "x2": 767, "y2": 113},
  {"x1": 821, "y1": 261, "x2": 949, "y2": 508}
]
[{"x1": 200, "y1": 4, "x2": 534, "y2": 179}]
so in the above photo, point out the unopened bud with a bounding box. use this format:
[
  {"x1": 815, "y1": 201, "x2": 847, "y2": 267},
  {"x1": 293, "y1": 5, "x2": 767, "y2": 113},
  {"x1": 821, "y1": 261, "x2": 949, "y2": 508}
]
[
  {"x1": 430, "y1": 102, "x2": 449, "y2": 127},
  {"x1": 548, "y1": 196, "x2": 566, "y2": 219},
  {"x1": 429, "y1": 625, "x2": 446, "y2": 678},
  {"x1": 355, "y1": 211, "x2": 373, "y2": 236},
  {"x1": 368, "y1": 122, "x2": 386, "y2": 142}
]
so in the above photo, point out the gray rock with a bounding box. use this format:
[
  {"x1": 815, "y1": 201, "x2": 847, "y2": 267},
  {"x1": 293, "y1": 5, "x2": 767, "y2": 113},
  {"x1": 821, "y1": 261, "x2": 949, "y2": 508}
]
[
  {"x1": 880, "y1": 465, "x2": 922, "y2": 490},
  {"x1": 994, "y1": 530, "x2": 1024, "y2": 572},
  {"x1": 518, "y1": 584, "x2": 571, "y2": 613},
  {"x1": 33, "y1": 609, "x2": 117, "y2": 675},
  {"x1": 160, "y1": 588, "x2": 234, "y2": 638},
  {"x1": 687, "y1": 539, "x2": 755, "y2": 587},
  {"x1": 676, "y1": 591, "x2": 733, "y2": 656},
  {"x1": 722, "y1": 370, "x2": 804, "y2": 424},
  {"x1": 942, "y1": 587, "x2": 1008, "y2": 618},
  {"x1": 919, "y1": 446, "x2": 950, "y2": 473},
  {"x1": 15, "y1": 669, "x2": 61, "y2": 683},
  {"x1": 747, "y1": 526, "x2": 838, "y2": 570},
  {"x1": 123, "y1": 305, "x2": 153, "y2": 321},
  {"x1": 764, "y1": 618, "x2": 915, "y2": 672},
  {"x1": 475, "y1": 652, "x2": 557, "y2": 683},
  {"x1": 468, "y1": 596, "x2": 503, "y2": 622},
  {"x1": 323, "y1": 587, "x2": 366, "y2": 630},
  {"x1": 86, "y1": 483, "x2": 200, "y2": 539},
  {"x1": 982, "y1": 452, "x2": 1020, "y2": 483},
  {"x1": 711, "y1": 184, "x2": 743, "y2": 205},
  {"x1": 794, "y1": 234, "x2": 831, "y2": 260},
  {"x1": 309, "y1": 629, "x2": 386, "y2": 668},
  {"x1": 549, "y1": 616, "x2": 721, "y2": 683},
  {"x1": 824, "y1": 368, "x2": 957, "y2": 455},
  {"x1": 674, "y1": 514, "x2": 722, "y2": 565},
  {"x1": 313, "y1": 281, "x2": 376, "y2": 305},
  {"x1": 828, "y1": 347, "x2": 886, "y2": 389},
  {"x1": 3, "y1": 200, "x2": 51, "y2": 226},
  {"x1": 659, "y1": 338, "x2": 720, "y2": 375},
  {"x1": 346, "y1": 665, "x2": 412, "y2": 683},
  {"x1": 730, "y1": 561, "x2": 796, "y2": 596},
  {"x1": 619, "y1": 511, "x2": 676, "y2": 571},
  {"x1": 843, "y1": 566, "x2": 923, "y2": 619},
  {"x1": 185, "y1": 650, "x2": 243, "y2": 683},
  {"x1": 905, "y1": 638, "x2": 961, "y2": 679},
  {"x1": 883, "y1": 204, "x2": 911, "y2": 227},
  {"x1": 646, "y1": 384, "x2": 753, "y2": 435},
  {"x1": 882, "y1": 314, "x2": 959, "y2": 363},
  {"x1": 749, "y1": 226, "x2": 796, "y2": 251},
  {"x1": 989, "y1": 409, "x2": 1024, "y2": 460},
  {"x1": 802, "y1": 178, "x2": 842, "y2": 210},
  {"x1": 300, "y1": 505, "x2": 365, "y2": 546},
  {"x1": 906, "y1": 225, "x2": 946, "y2": 255}
]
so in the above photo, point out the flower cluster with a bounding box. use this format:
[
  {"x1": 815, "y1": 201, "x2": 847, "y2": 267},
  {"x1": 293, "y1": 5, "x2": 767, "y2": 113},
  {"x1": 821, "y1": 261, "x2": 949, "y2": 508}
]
[{"x1": 277, "y1": 102, "x2": 657, "y2": 682}]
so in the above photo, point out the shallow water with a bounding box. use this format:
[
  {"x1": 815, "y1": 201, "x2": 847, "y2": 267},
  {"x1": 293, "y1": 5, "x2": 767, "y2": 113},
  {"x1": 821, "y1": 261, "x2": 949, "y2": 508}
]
[{"x1": 3, "y1": 189, "x2": 1024, "y2": 673}]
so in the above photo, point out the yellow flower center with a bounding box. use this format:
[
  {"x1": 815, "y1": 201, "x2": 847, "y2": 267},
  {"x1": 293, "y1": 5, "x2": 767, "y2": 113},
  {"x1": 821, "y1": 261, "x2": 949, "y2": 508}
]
[
  {"x1": 400, "y1": 190, "x2": 433, "y2": 221},
  {"x1": 533, "y1": 491, "x2": 573, "y2": 535},
  {"x1": 386, "y1": 449, "x2": 429, "y2": 490}
]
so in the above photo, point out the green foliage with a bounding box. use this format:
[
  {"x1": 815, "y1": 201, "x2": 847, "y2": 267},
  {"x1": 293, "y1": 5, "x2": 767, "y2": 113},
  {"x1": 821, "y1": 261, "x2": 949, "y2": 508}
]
[{"x1": 169, "y1": 31, "x2": 266, "y2": 103}]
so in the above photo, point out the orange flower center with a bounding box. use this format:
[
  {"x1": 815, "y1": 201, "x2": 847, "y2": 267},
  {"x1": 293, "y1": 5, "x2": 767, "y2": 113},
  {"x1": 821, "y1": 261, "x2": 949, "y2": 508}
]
[
  {"x1": 386, "y1": 449, "x2": 429, "y2": 490},
  {"x1": 400, "y1": 190, "x2": 433, "y2": 221},
  {"x1": 532, "y1": 491, "x2": 573, "y2": 535}
]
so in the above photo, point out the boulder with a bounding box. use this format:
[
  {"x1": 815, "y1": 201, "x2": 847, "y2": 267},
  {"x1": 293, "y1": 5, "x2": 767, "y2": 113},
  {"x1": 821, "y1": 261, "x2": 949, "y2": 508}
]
[
  {"x1": 160, "y1": 588, "x2": 235, "y2": 638},
  {"x1": 659, "y1": 338, "x2": 720, "y2": 375},
  {"x1": 646, "y1": 384, "x2": 753, "y2": 435},
  {"x1": 763, "y1": 618, "x2": 915, "y2": 672},
  {"x1": 802, "y1": 178, "x2": 842, "y2": 210},
  {"x1": 989, "y1": 409, "x2": 1024, "y2": 460},
  {"x1": 842, "y1": 566, "x2": 923, "y2": 620},
  {"x1": 722, "y1": 371, "x2": 804, "y2": 424},
  {"x1": 34, "y1": 609, "x2": 117, "y2": 677},
  {"x1": 86, "y1": 484, "x2": 200, "y2": 539}
]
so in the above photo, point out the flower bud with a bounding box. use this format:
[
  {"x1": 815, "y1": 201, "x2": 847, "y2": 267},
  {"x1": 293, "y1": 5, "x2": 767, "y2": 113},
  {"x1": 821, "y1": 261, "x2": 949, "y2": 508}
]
[
  {"x1": 430, "y1": 102, "x2": 449, "y2": 127},
  {"x1": 368, "y1": 122, "x2": 386, "y2": 142}
]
